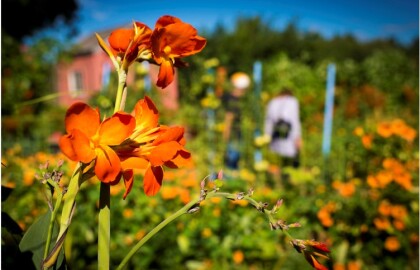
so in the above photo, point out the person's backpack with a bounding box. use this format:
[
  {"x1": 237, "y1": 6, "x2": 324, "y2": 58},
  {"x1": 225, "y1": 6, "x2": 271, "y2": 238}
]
[{"x1": 272, "y1": 118, "x2": 291, "y2": 139}]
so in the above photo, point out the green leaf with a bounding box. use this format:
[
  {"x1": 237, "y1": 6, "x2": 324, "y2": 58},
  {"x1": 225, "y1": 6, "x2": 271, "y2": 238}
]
[{"x1": 19, "y1": 211, "x2": 65, "y2": 270}]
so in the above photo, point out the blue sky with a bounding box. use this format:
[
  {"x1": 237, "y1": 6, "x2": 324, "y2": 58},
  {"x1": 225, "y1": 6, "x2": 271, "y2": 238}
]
[{"x1": 74, "y1": 0, "x2": 419, "y2": 45}]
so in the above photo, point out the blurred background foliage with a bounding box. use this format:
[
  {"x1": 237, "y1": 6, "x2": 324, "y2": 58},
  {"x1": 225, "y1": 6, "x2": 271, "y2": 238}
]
[{"x1": 1, "y1": 1, "x2": 418, "y2": 269}]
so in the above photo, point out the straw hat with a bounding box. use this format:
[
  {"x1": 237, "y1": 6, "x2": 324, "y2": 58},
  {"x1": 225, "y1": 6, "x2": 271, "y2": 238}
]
[{"x1": 230, "y1": 72, "x2": 250, "y2": 89}]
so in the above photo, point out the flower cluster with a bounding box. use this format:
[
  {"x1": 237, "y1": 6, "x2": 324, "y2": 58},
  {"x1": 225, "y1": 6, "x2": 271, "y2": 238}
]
[
  {"x1": 59, "y1": 96, "x2": 190, "y2": 197},
  {"x1": 97, "y1": 15, "x2": 207, "y2": 89}
]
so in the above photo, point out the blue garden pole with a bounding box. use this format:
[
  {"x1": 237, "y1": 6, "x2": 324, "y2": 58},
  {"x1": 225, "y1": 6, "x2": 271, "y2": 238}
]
[
  {"x1": 322, "y1": 63, "x2": 336, "y2": 156},
  {"x1": 253, "y1": 61, "x2": 263, "y2": 165},
  {"x1": 206, "y1": 68, "x2": 216, "y2": 173},
  {"x1": 322, "y1": 63, "x2": 336, "y2": 182}
]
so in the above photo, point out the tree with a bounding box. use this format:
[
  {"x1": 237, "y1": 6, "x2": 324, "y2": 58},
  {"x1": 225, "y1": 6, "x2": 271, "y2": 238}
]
[{"x1": 2, "y1": 0, "x2": 79, "y2": 42}]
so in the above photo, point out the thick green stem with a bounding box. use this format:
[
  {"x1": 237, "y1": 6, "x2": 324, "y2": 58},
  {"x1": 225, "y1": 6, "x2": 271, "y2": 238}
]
[
  {"x1": 98, "y1": 66, "x2": 128, "y2": 270},
  {"x1": 114, "y1": 69, "x2": 128, "y2": 112},
  {"x1": 98, "y1": 183, "x2": 111, "y2": 270}
]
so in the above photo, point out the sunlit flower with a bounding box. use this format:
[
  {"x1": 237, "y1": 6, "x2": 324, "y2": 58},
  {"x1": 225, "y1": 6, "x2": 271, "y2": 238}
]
[
  {"x1": 117, "y1": 96, "x2": 191, "y2": 197},
  {"x1": 151, "y1": 15, "x2": 206, "y2": 88},
  {"x1": 384, "y1": 236, "x2": 400, "y2": 252},
  {"x1": 291, "y1": 239, "x2": 330, "y2": 270},
  {"x1": 59, "y1": 102, "x2": 135, "y2": 183}
]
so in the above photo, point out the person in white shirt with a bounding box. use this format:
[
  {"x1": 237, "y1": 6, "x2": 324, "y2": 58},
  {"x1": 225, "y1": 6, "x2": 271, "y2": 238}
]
[{"x1": 264, "y1": 88, "x2": 302, "y2": 168}]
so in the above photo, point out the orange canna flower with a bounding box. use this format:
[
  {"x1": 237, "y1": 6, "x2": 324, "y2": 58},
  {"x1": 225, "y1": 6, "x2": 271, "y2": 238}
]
[
  {"x1": 105, "y1": 22, "x2": 152, "y2": 69},
  {"x1": 151, "y1": 15, "x2": 206, "y2": 88},
  {"x1": 117, "y1": 96, "x2": 191, "y2": 197},
  {"x1": 59, "y1": 102, "x2": 135, "y2": 183}
]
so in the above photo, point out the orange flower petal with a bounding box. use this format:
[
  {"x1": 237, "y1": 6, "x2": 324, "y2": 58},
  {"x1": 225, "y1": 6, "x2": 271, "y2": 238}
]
[
  {"x1": 59, "y1": 134, "x2": 78, "y2": 161},
  {"x1": 65, "y1": 102, "x2": 100, "y2": 137},
  {"x1": 144, "y1": 166, "x2": 163, "y2": 196},
  {"x1": 164, "y1": 150, "x2": 191, "y2": 169},
  {"x1": 133, "y1": 96, "x2": 159, "y2": 129},
  {"x1": 121, "y1": 156, "x2": 149, "y2": 170},
  {"x1": 162, "y1": 23, "x2": 206, "y2": 57},
  {"x1": 122, "y1": 169, "x2": 134, "y2": 199},
  {"x1": 59, "y1": 129, "x2": 96, "y2": 163},
  {"x1": 98, "y1": 112, "x2": 135, "y2": 145},
  {"x1": 95, "y1": 145, "x2": 121, "y2": 183},
  {"x1": 153, "y1": 126, "x2": 184, "y2": 145},
  {"x1": 108, "y1": 28, "x2": 134, "y2": 53},
  {"x1": 149, "y1": 141, "x2": 180, "y2": 166},
  {"x1": 155, "y1": 15, "x2": 182, "y2": 28},
  {"x1": 156, "y1": 60, "x2": 174, "y2": 88}
]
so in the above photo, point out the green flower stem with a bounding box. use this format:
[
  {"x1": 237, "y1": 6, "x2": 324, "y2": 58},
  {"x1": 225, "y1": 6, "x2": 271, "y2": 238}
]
[
  {"x1": 116, "y1": 198, "x2": 199, "y2": 270},
  {"x1": 98, "y1": 182, "x2": 111, "y2": 270},
  {"x1": 98, "y1": 65, "x2": 129, "y2": 270},
  {"x1": 43, "y1": 180, "x2": 63, "y2": 261},
  {"x1": 113, "y1": 68, "x2": 128, "y2": 112},
  {"x1": 117, "y1": 190, "x2": 295, "y2": 270}
]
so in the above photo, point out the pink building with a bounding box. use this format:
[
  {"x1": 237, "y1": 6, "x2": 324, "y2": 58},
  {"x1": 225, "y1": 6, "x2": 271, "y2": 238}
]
[{"x1": 55, "y1": 29, "x2": 179, "y2": 110}]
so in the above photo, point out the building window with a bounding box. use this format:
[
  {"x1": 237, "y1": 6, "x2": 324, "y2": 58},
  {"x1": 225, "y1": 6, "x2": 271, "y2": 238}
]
[{"x1": 68, "y1": 71, "x2": 83, "y2": 96}]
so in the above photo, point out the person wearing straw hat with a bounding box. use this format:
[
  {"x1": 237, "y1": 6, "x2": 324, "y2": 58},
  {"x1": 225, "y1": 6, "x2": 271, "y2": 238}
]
[{"x1": 222, "y1": 71, "x2": 251, "y2": 170}]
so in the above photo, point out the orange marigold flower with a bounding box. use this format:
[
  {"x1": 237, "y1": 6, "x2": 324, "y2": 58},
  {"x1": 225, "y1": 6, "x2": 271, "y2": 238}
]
[
  {"x1": 361, "y1": 134, "x2": 373, "y2": 149},
  {"x1": 394, "y1": 171, "x2": 413, "y2": 190},
  {"x1": 117, "y1": 96, "x2": 191, "y2": 197},
  {"x1": 367, "y1": 175, "x2": 380, "y2": 189},
  {"x1": 376, "y1": 121, "x2": 393, "y2": 138},
  {"x1": 399, "y1": 125, "x2": 417, "y2": 141},
  {"x1": 59, "y1": 102, "x2": 135, "y2": 183},
  {"x1": 333, "y1": 181, "x2": 356, "y2": 197},
  {"x1": 375, "y1": 171, "x2": 393, "y2": 188},
  {"x1": 373, "y1": 217, "x2": 391, "y2": 231},
  {"x1": 384, "y1": 236, "x2": 400, "y2": 252},
  {"x1": 348, "y1": 260, "x2": 361, "y2": 270},
  {"x1": 393, "y1": 219, "x2": 406, "y2": 231},
  {"x1": 232, "y1": 250, "x2": 244, "y2": 264},
  {"x1": 378, "y1": 200, "x2": 392, "y2": 216},
  {"x1": 353, "y1": 126, "x2": 364, "y2": 137},
  {"x1": 390, "y1": 205, "x2": 408, "y2": 220},
  {"x1": 390, "y1": 119, "x2": 405, "y2": 134},
  {"x1": 151, "y1": 15, "x2": 206, "y2": 88}
]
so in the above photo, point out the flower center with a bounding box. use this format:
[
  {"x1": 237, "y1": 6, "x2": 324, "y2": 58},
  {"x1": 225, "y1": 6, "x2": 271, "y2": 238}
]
[{"x1": 163, "y1": 45, "x2": 172, "y2": 55}]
